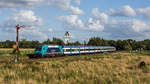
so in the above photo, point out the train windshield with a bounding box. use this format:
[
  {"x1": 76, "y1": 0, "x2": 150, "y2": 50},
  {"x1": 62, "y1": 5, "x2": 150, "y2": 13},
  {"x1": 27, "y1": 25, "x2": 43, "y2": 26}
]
[
  {"x1": 47, "y1": 48, "x2": 60, "y2": 53},
  {"x1": 35, "y1": 47, "x2": 41, "y2": 51}
]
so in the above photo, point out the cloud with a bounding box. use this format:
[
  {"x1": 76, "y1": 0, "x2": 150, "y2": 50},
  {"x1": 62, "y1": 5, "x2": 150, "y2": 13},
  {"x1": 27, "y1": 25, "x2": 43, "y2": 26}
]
[
  {"x1": 137, "y1": 7, "x2": 150, "y2": 18},
  {"x1": 58, "y1": 15, "x2": 104, "y2": 31},
  {"x1": 3, "y1": 10, "x2": 42, "y2": 31},
  {"x1": 47, "y1": 0, "x2": 70, "y2": 10},
  {"x1": 57, "y1": 5, "x2": 150, "y2": 40},
  {"x1": 130, "y1": 20, "x2": 150, "y2": 32},
  {"x1": 47, "y1": 28, "x2": 53, "y2": 32},
  {"x1": 20, "y1": 29, "x2": 48, "y2": 40},
  {"x1": 0, "y1": 0, "x2": 84, "y2": 15},
  {"x1": 58, "y1": 15, "x2": 85, "y2": 29},
  {"x1": 92, "y1": 8, "x2": 108, "y2": 23},
  {"x1": 1, "y1": 10, "x2": 48, "y2": 40},
  {"x1": 104, "y1": 19, "x2": 150, "y2": 39},
  {"x1": 87, "y1": 18, "x2": 104, "y2": 31},
  {"x1": 69, "y1": 6, "x2": 84, "y2": 15},
  {"x1": 107, "y1": 5, "x2": 136, "y2": 17},
  {"x1": 0, "y1": 0, "x2": 43, "y2": 8},
  {"x1": 47, "y1": 0, "x2": 84, "y2": 15}
]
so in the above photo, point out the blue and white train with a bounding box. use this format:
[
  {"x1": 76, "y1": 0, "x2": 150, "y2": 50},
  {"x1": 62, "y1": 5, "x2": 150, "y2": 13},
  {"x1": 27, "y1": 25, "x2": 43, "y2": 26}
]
[{"x1": 28, "y1": 45, "x2": 116, "y2": 58}]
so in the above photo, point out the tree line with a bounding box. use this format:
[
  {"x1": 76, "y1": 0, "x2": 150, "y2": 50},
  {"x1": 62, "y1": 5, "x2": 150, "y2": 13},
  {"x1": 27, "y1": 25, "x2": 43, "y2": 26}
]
[{"x1": 0, "y1": 37, "x2": 150, "y2": 50}]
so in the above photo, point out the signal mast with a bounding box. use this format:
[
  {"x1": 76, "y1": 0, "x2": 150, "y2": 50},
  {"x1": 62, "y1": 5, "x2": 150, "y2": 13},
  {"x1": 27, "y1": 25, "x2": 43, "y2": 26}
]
[{"x1": 15, "y1": 24, "x2": 24, "y2": 63}]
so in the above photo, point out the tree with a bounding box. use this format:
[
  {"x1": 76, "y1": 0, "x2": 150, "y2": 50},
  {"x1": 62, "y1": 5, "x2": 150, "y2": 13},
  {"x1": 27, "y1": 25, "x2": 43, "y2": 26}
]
[
  {"x1": 88, "y1": 37, "x2": 108, "y2": 46},
  {"x1": 19, "y1": 39, "x2": 31, "y2": 48},
  {"x1": 83, "y1": 40, "x2": 87, "y2": 46},
  {"x1": 108, "y1": 40, "x2": 116, "y2": 46},
  {"x1": 52, "y1": 37, "x2": 64, "y2": 45},
  {"x1": 67, "y1": 41, "x2": 81, "y2": 46},
  {"x1": 1, "y1": 36, "x2": 150, "y2": 50},
  {"x1": 31, "y1": 40, "x2": 41, "y2": 48},
  {"x1": 42, "y1": 39, "x2": 52, "y2": 45},
  {"x1": 116, "y1": 40, "x2": 124, "y2": 50},
  {"x1": 141, "y1": 39, "x2": 150, "y2": 50},
  {"x1": 124, "y1": 41, "x2": 132, "y2": 50}
]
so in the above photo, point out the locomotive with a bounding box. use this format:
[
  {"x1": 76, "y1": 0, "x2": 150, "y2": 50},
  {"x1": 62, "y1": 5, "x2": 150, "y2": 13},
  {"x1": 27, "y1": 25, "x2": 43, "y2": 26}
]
[{"x1": 28, "y1": 45, "x2": 116, "y2": 58}]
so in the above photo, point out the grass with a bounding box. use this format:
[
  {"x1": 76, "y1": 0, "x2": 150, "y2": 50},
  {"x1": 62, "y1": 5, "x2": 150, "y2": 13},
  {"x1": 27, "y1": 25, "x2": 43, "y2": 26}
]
[
  {"x1": 0, "y1": 48, "x2": 34, "y2": 62},
  {"x1": 0, "y1": 49, "x2": 150, "y2": 84}
]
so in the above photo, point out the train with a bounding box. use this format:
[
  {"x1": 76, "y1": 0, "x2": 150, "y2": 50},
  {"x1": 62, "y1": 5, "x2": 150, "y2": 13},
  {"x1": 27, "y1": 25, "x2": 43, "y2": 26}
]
[{"x1": 28, "y1": 45, "x2": 116, "y2": 58}]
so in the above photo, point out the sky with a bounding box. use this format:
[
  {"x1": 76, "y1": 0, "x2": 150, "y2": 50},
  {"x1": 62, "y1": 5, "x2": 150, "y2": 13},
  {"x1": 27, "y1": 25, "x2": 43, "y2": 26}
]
[{"x1": 0, "y1": 0, "x2": 150, "y2": 42}]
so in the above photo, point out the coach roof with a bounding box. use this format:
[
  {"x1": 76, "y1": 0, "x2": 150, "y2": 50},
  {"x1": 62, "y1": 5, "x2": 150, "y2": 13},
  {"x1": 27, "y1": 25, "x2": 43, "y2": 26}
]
[{"x1": 63, "y1": 46, "x2": 115, "y2": 49}]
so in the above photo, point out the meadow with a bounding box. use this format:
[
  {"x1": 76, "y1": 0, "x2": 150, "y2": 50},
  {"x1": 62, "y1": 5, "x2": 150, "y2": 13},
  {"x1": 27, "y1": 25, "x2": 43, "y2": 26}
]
[{"x1": 0, "y1": 49, "x2": 150, "y2": 84}]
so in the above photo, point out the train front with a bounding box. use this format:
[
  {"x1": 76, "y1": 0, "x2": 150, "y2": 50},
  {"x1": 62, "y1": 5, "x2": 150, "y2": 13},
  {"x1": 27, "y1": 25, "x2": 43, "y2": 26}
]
[{"x1": 28, "y1": 46, "x2": 43, "y2": 58}]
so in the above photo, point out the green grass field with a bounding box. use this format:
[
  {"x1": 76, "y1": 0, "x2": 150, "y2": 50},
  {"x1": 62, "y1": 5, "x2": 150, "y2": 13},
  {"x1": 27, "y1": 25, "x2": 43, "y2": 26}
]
[{"x1": 0, "y1": 49, "x2": 150, "y2": 84}]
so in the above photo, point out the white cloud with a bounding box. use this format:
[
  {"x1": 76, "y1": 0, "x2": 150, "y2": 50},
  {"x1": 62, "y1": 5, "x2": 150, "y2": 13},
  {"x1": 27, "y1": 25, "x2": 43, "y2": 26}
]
[
  {"x1": 92, "y1": 8, "x2": 108, "y2": 23},
  {"x1": 3, "y1": 10, "x2": 42, "y2": 31},
  {"x1": 137, "y1": 7, "x2": 150, "y2": 18},
  {"x1": 69, "y1": 6, "x2": 84, "y2": 15},
  {"x1": 57, "y1": 5, "x2": 150, "y2": 40},
  {"x1": 0, "y1": 0, "x2": 43, "y2": 8},
  {"x1": 92, "y1": 8, "x2": 101, "y2": 17},
  {"x1": 87, "y1": 18, "x2": 104, "y2": 31},
  {"x1": 0, "y1": 0, "x2": 84, "y2": 15},
  {"x1": 104, "y1": 19, "x2": 150, "y2": 39},
  {"x1": 107, "y1": 5, "x2": 136, "y2": 17},
  {"x1": 58, "y1": 15, "x2": 85, "y2": 29},
  {"x1": 58, "y1": 15, "x2": 104, "y2": 31},
  {"x1": 47, "y1": 0, "x2": 84, "y2": 15},
  {"x1": 130, "y1": 20, "x2": 150, "y2": 32},
  {"x1": 1, "y1": 10, "x2": 48, "y2": 40},
  {"x1": 47, "y1": 28, "x2": 53, "y2": 32},
  {"x1": 47, "y1": 0, "x2": 70, "y2": 10},
  {"x1": 90, "y1": 6, "x2": 150, "y2": 38},
  {"x1": 20, "y1": 29, "x2": 48, "y2": 40}
]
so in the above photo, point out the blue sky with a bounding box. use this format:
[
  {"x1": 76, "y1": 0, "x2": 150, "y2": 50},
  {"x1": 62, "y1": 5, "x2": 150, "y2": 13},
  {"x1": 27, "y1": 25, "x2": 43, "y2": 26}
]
[{"x1": 0, "y1": 0, "x2": 150, "y2": 42}]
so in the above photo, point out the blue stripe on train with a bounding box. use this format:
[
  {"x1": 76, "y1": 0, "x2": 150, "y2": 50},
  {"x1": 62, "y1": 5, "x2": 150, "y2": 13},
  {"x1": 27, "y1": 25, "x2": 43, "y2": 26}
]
[
  {"x1": 79, "y1": 47, "x2": 80, "y2": 54},
  {"x1": 58, "y1": 45, "x2": 63, "y2": 55}
]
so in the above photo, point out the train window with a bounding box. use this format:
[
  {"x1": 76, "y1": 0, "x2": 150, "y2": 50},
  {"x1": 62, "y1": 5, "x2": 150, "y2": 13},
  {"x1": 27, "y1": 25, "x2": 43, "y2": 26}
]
[
  {"x1": 96, "y1": 48, "x2": 101, "y2": 50},
  {"x1": 63, "y1": 49, "x2": 70, "y2": 52},
  {"x1": 90, "y1": 48, "x2": 95, "y2": 50},
  {"x1": 47, "y1": 48, "x2": 60, "y2": 53},
  {"x1": 35, "y1": 47, "x2": 41, "y2": 51},
  {"x1": 63, "y1": 49, "x2": 66, "y2": 52},
  {"x1": 85, "y1": 49, "x2": 89, "y2": 51},
  {"x1": 72, "y1": 49, "x2": 78, "y2": 52},
  {"x1": 66, "y1": 49, "x2": 70, "y2": 52},
  {"x1": 80, "y1": 49, "x2": 84, "y2": 51},
  {"x1": 47, "y1": 49, "x2": 50, "y2": 52}
]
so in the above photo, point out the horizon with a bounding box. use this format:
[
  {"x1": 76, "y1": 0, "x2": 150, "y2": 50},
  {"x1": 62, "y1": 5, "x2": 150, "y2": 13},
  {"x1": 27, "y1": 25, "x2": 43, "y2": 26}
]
[{"x1": 1, "y1": 37, "x2": 150, "y2": 43}]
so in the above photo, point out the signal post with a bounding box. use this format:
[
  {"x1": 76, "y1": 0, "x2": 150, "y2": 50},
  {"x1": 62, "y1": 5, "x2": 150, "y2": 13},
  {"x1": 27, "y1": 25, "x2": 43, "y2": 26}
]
[{"x1": 15, "y1": 24, "x2": 24, "y2": 63}]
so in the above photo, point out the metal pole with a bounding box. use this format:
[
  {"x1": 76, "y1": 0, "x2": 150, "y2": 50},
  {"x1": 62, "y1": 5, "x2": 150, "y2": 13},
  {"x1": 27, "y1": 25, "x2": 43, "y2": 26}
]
[{"x1": 15, "y1": 24, "x2": 24, "y2": 63}]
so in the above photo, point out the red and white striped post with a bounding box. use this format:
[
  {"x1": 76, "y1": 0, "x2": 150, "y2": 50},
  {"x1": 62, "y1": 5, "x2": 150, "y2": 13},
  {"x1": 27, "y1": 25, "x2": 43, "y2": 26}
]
[{"x1": 15, "y1": 24, "x2": 24, "y2": 63}]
